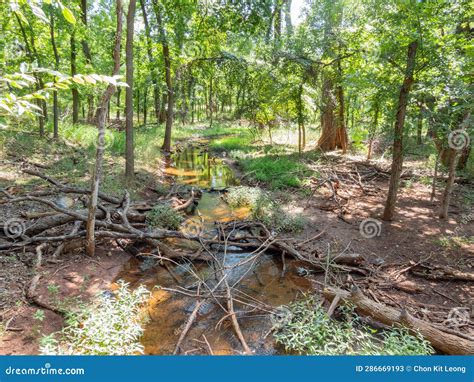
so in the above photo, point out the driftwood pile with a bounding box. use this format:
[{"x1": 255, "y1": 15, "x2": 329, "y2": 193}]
[{"x1": 0, "y1": 168, "x2": 197, "y2": 253}]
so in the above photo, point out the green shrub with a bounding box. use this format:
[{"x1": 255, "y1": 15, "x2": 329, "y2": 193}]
[
  {"x1": 225, "y1": 186, "x2": 305, "y2": 233},
  {"x1": 225, "y1": 186, "x2": 266, "y2": 209},
  {"x1": 40, "y1": 281, "x2": 149, "y2": 355},
  {"x1": 273, "y1": 296, "x2": 434, "y2": 355},
  {"x1": 379, "y1": 327, "x2": 434, "y2": 355},
  {"x1": 146, "y1": 203, "x2": 183, "y2": 230}
]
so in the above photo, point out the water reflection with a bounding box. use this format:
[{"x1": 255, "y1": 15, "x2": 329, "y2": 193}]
[{"x1": 164, "y1": 147, "x2": 237, "y2": 189}]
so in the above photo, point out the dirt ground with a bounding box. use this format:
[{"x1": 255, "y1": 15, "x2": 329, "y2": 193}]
[{"x1": 0, "y1": 248, "x2": 130, "y2": 355}]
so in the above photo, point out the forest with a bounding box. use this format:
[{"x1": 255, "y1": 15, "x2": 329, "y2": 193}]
[{"x1": 0, "y1": 0, "x2": 472, "y2": 356}]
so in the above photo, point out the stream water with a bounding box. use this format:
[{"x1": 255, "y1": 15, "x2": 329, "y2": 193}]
[{"x1": 116, "y1": 143, "x2": 311, "y2": 355}]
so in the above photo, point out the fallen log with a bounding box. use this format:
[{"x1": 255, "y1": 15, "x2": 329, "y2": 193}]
[
  {"x1": 173, "y1": 190, "x2": 195, "y2": 212},
  {"x1": 321, "y1": 252, "x2": 365, "y2": 266},
  {"x1": 411, "y1": 264, "x2": 474, "y2": 282},
  {"x1": 323, "y1": 286, "x2": 474, "y2": 355}
]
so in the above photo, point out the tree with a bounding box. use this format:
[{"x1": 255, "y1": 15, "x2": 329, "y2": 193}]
[
  {"x1": 125, "y1": 0, "x2": 137, "y2": 182},
  {"x1": 313, "y1": 0, "x2": 348, "y2": 152},
  {"x1": 49, "y1": 5, "x2": 60, "y2": 138},
  {"x1": 152, "y1": 0, "x2": 174, "y2": 152},
  {"x1": 70, "y1": 31, "x2": 79, "y2": 124},
  {"x1": 139, "y1": 0, "x2": 160, "y2": 122},
  {"x1": 79, "y1": 0, "x2": 95, "y2": 124},
  {"x1": 382, "y1": 40, "x2": 418, "y2": 221},
  {"x1": 86, "y1": 0, "x2": 124, "y2": 257}
]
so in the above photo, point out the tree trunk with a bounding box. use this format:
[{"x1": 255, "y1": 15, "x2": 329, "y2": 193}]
[
  {"x1": 335, "y1": 60, "x2": 348, "y2": 153},
  {"x1": 324, "y1": 286, "x2": 474, "y2": 355},
  {"x1": 297, "y1": 83, "x2": 305, "y2": 153},
  {"x1": 274, "y1": 0, "x2": 282, "y2": 40},
  {"x1": 70, "y1": 33, "x2": 79, "y2": 124},
  {"x1": 159, "y1": 93, "x2": 167, "y2": 123},
  {"x1": 136, "y1": 89, "x2": 140, "y2": 125},
  {"x1": 125, "y1": 0, "x2": 136, "y2": 182},
  {"x1": 284, "y1": 0, "x2": 293, "y2": 35},
  {"x1": 336, "y1": 83, "x2": 348, "y2": 152},
  {"x1": 439, "y1": 150, "x2": 458, "y2": 218},
  {"x1": 87, "y1": 97, "x2": 95, "y2": 124},
  {"x1": 317, "y1": 75, "x2": 337, "y2": 150},
  {"x1": 143, "y1": 87, "x2": 148, "y2": 126},
  {"x1": 49, "y1": 7, "x2": 60, "y2": 139},
  {"x1": 14, "y1": 13, "x2": 45, "y2": 136},
  {"x1": 116, "y1": 87, "x2": 121, "y2": 120},
  {"x1": 139, "y1": 0, "x2": 160, "y2": 123},
  {"x1": 80, "y1": 0, "x2": 95, "y2": 124},
  {"x1": 152, "y1": 0, "x2": 173, "y2": 152},
  {"x1": 367, "y1": 99, "x2": 379, "y2": 160},
  {"x1": 86, "y1": 0, "x2": 123, "y2": 257},
  {"x1": 382, "y1": 40, "x2": 418, "y2": 221},
  {"x1": 209, "y1": 77, "x2": 213, "y2": 128},
  {"x1": 416, "y1": 102, "x2": 423, "y2": 145}
]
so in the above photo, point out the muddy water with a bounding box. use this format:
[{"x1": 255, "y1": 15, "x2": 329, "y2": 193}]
[{"x1": 116, "y1": 145, "x2": 311, "y2": 355}]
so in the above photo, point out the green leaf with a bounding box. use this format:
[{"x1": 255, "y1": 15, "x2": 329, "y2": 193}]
[{"x1": 62, "y1": 7, "x2": 76, "y2": 24}]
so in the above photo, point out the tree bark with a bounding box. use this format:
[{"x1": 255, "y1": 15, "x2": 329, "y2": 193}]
[
  {"x1": 336, "y1": 60, "x2": 348, "y2": 153},
  {"x1": 296, "y1": 83, "x2": 305, "y2": 153},
  {"x1": 125, "y1": 0, "x2": 137, "y2": 182},
  {"x1": 317, "y1": 75, "x2": 337, "y2": 150},
  {"x1": 284, "y1": 0, "x2": 293, "y2": 35},
  {"x1": 49, "y1": 7, "x2": 60, "y2": 139},
  {"x1": 70, "y1": 32, "x2": 79, "y2": 124},
  {"x1": 116, "y1": 87, "x2": 121, "y2": 120},
  {"x1": 382, "y1": 40, "x2": 418, "y2": 221},
  {"x1": 416, "y1": 102, "x2": 423, "y2": 145},
  {"x1": 439, "y1": 150, "x2": 458, "y2": 219},
  {"x1": 86, "y1": 0, "x2": 123, "y2": 257},
  {"x1": 80, "y1": 0, "x2": 95, "y2": 124},
  {"x1": 152, "y1": 0, "x2": 174, "y2": 152},
  {"x1": 140, "y1": 0, "x2": 161, "y2": 123}
]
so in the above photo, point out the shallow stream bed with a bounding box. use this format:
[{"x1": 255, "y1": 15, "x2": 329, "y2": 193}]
[{"x1": 116, "y1": 143, "x2": 312, "y2": 354}]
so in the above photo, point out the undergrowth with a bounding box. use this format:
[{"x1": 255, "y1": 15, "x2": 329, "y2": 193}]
[
  {"x1": 273, "y1": 297, "x2": 434, "y2": 355},
  {"x1": 146, "y1": 204, "x2": 184, "y2": 230},
  {"x1": 241, "y1": 155, "x2": 312, "y2": 189},
  {"x1": 40, "y1": 281, "x2": 149, "y2": 355},
  {"x1": 225, "y1": 186, "x2": 305, "y2": 233}
]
